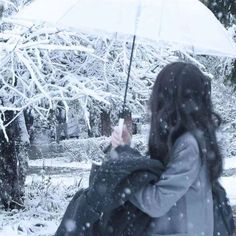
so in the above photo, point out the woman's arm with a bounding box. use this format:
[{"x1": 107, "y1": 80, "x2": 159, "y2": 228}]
[{"x1": 129, "y1": 133, "x2": 200, "y2": 218}]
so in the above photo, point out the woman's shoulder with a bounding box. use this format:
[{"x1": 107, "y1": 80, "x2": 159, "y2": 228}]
[
  {"x1": 176, "y1": 131, "x2": 198, "y2": 144},
  {"x1": 172, "y1": 131, "x2": 199, "y2": 153}
]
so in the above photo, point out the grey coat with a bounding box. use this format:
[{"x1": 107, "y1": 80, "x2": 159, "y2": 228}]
[{"x1": 130, "y1": 132, "x2": 213, "y2": 236}]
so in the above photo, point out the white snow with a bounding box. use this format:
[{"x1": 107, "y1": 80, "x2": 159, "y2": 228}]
[
  {"x1": 29, "y1": 158, "x2": 92, "y2": 170},
  {"x1": 220, "y1": 176, "x2": 236, "y2": 205},
  {"x1": 224, "y1": 158, "x2": 236, "y2": 170},
  {"x1": 26, "y1": 173, "x2": 89, "y2": 188},
  {"x1": 0, "y1": 220, "x2": 58, "y2": 236}
]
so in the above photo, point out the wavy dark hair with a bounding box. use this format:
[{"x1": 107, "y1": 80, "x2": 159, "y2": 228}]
[{"x1": 148, "y1": 62, "x2": 222, "y2": 182}]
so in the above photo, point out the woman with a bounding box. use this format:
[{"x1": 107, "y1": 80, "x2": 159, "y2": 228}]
[{"x1": 111, "y1": 62, "x2": 223, "y2": 236}]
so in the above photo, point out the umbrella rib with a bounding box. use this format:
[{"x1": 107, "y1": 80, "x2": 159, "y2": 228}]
[
  {"x1": 183, "y1": 1, "x2": 195, "y2": 55},
  {"x1": 157, "y1": 0, "x2": 164, "y2": 42},
  {"x1": 56, "y1": 0, "x2": 80, "y2": 25}
]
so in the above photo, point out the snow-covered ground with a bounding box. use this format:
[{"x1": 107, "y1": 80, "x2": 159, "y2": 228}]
[
  {"x1": 27, "y1": 156, "x2": 236, "y2": 205},
  {"x1": 221, "y1": 158, "x2": 236, "y2": 205},
  {"x1": 224, "y1": 158, "x2": 236, "y2": 170},
  {"x1": 29, "y1": 158, "x2": 92, "y2": 170},
  {"x1": 0, "y1": 167, "x2": 90, "y2": 236},
  {"x1": 220, "y1": 175, "x2": 236, "y2": 205}
]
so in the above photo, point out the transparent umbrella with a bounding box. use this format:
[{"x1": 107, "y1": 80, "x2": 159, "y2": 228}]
[
  {"x1": 12, "y1": 0, "x2": 236, "y2": 57},
  {"x1": 10, "y1": 0, "x2": 236, "y2": 128}
]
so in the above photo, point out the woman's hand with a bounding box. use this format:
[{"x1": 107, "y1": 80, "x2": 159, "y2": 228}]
[{"x1": 111, "y1": 124, "x2": 132, "y2": 149}]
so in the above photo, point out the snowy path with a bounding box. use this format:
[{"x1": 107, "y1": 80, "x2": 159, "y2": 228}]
[{"x1": 27, "y1": 156, "x2": 236, "y2": 205}]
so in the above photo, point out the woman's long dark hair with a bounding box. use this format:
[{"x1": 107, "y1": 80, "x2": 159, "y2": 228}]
[{"x1": 148, "y1": 62, "x2": 223, "y2": 182}]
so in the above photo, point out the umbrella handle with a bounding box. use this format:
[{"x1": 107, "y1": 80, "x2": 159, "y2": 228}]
[
  {"x1": 104, "y1": 35, "x2": 135, "y2": 154},
  {"x1": 103, "y1": 118, "x2": 124, "y2": 154},
  {"x1": 118, "y1": 118, "x2": 124, "y2": 138}
]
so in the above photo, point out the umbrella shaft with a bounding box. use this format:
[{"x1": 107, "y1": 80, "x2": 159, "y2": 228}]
[{"x1": 122, "y1": 35, "x2": 136, "y2": 117}]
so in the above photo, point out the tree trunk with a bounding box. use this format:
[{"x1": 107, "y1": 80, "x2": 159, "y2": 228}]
[
  {"x1": 0, "y1": 111, "x2": 29, "y2": 210},
  {"x1": 100, "y1": 110, "x2": 111, "y2": 137}
]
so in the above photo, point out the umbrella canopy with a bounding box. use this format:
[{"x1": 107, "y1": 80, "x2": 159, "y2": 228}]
[{"x1": 12, "y1": 0, "x2": 236, "y2": 57}]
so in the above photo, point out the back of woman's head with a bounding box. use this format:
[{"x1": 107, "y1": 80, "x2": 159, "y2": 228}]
[{"x1": 149, "y1": 62, "x2": 222, "y2": 182}]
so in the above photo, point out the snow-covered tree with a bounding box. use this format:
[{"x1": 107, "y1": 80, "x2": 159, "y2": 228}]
[{"x1": 201, "y1": 0, "x2": 236, "y2": 27}]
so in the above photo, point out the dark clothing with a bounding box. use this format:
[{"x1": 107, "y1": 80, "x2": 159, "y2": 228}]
[
  {"x1": 56, "y1": 123, "x2": 68, "y2": 142},
  {"x1": 55, "y1": 145, "x2": 164, "y2": 236},
  {"x1": 55, "y1": 105, "x2": 68, "y2": 142},
  {"x1": 212, "y1": 181, "x2": 235, "y2": 236},
  {"x1": 56, "y1": 106, "x2": 66, "y2": 124},
  {"x1": 24, "y1": 109, "x2": 34, "y2": 142},
  {"x1": 24, "y1": 109, "x2": 34, "y2": 130}
]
